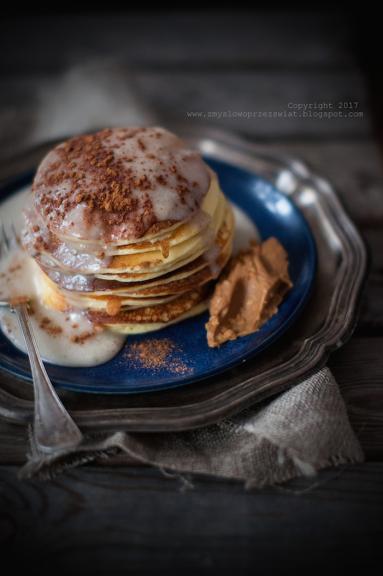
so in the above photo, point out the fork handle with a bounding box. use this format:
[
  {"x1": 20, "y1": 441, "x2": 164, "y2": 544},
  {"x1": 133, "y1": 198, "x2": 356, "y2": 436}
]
[{"x1": 15, "y1": 304, "x2": 83, "y2": 454}]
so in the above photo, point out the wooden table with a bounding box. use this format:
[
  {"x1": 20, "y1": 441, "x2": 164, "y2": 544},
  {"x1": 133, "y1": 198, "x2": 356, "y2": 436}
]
[{"x1": 0, "y1": 11, "x2": 382, "y2": 572}]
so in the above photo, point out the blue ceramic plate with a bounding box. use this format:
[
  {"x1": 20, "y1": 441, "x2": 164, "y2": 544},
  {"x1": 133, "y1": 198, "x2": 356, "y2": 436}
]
[{"x1": 0, "y1": 157, "x2": 316, "y2": 394}]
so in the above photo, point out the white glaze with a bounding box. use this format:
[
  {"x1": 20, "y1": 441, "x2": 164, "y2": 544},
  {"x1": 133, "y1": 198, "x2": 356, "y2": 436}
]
[
  {"x1": 33, "y1": 127, "x2": 211, "y2": 242},
  {"x1": 0, "y1": 187, "x2": 125, "y2": 366},
  {"x1": 61, "y1": 202, "x2": 105, "y2": 240}
]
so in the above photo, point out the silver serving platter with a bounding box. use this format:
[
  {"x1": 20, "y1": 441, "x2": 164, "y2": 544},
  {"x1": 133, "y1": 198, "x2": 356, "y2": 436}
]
[{"x1": 0, "y1": 127, "x2": 367, "y2": 432}]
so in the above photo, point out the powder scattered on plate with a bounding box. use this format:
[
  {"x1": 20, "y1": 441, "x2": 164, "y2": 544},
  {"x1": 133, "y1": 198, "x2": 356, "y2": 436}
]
[{"x1": 125, "y1": 338, "x2": 192, "y2": 375}]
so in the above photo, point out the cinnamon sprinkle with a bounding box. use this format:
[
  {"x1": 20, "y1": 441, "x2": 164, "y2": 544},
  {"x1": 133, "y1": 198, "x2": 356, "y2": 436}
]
[
  {"x1": 125, "y1": 338, "x2": 191, "y2": 374},
  {"x1": 70, "y1": 330, "x2": 97, "y2": 344},
  {"x1": 9, "y1": 296, "x2": 30, "y2": 307},
  {"x1": 39, "y1": 316, "x2": 63, "y2": 336}
]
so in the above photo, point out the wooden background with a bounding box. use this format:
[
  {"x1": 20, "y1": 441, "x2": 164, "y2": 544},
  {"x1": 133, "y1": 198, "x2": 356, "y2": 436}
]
[{"x1": 0, "y1": 10, "x2": 382, "y2": 573}]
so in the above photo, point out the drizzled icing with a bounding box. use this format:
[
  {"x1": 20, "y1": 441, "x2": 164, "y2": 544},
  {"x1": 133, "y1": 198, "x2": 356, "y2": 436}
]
[
  {"x1": 0, "y1": 246, "x2": 125, "y2": 366},
  {"x1": 32, "y1": 127, "x2": 211, "y2": 242},
  {"x1": 22, "y1": 202, "x2": 112, "y2": 273}
]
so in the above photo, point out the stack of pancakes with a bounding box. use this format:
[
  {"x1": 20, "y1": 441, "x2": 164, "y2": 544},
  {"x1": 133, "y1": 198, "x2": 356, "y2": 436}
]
[{"x1": 22, "y1": 127, "x2": 234, "y2": 334}]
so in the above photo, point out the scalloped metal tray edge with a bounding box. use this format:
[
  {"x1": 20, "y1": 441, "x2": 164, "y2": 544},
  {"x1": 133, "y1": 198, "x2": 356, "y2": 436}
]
[{"x1": 0, "y1": 127, "x2": 368, "y2": 432}]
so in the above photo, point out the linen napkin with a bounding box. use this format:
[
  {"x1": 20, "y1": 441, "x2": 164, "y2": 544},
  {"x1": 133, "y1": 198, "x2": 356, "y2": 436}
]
[{"x1": 19, "y1": 368, "x2": 364, "y2": 487}]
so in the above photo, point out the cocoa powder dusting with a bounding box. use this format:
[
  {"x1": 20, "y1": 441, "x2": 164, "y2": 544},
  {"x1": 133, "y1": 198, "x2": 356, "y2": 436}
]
[
  {"x1": 70, "y1": 330, "x2": 97, "y2": 344},
  {"x1": 39, "y1": 316, "x2": 63, "y2": 336},
  {"x1": 9, "y1": 295, "x2": 30, "y2": 307},
  {"x1": 125, "y1": 338, "x2": 191, "y2": 374}
]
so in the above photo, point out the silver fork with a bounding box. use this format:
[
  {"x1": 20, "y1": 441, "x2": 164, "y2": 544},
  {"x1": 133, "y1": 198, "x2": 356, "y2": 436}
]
[{"x1": 0, "y1": 222, "x2": 83, "y2": 454}]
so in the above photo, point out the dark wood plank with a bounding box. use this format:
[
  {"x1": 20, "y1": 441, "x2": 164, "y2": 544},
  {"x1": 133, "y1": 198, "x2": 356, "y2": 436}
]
[
  {"x1": 0, "y1": 69, "x2": 369, "y2": 160},
  {"x1": 1, "y1": 463, "x2": 382, "y2": 573},
  {"x1": 330, "y1": 338, "x2": 383, "y2": 459},
  {"x1": 0, "y1": 12, "x2": 354, "y2": 75},
  {"x1": 356, "y1": 228, "x2": 383, "y2": 335}
]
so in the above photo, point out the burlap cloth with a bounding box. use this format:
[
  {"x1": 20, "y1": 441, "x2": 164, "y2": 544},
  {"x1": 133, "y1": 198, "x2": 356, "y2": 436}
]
[{"x1": 20, "y1": 367, "x2": 363, "y2": 487}]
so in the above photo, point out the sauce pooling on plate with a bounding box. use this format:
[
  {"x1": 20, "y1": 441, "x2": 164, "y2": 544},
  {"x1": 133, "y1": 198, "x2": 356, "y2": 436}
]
[{"x1": 0, "y1": 187, "x2": 126, "y2": 366}]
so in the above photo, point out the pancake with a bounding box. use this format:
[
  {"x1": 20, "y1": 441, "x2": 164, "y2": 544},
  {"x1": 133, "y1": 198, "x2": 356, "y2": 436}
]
[
  {"x1": 35, "y1": 209, "x2": 234, "y2": 316},
  {"x1": 23, "y1": 126, "x2": 234, "y2": 335},
  {"x1": 37, "y1": 252, "x2": 209, "y2": 293},
  {"x1": 88, "y1": 287, "x2": 211, "y2": 332},
  {"x1": 103, "y1": 302, "x2": 209, "y2": 335}
]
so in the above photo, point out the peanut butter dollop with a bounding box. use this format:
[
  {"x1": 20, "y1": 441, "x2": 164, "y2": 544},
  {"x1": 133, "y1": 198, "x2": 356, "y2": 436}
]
[{"x1": 206, "y1": 237, "x2": 293, "y2": 347}]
